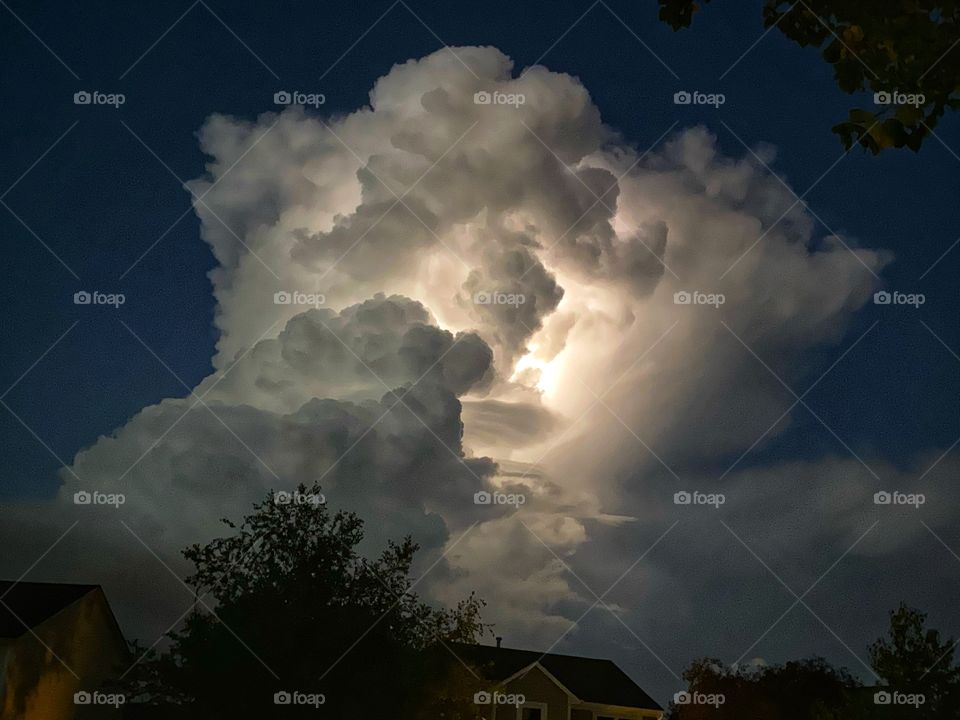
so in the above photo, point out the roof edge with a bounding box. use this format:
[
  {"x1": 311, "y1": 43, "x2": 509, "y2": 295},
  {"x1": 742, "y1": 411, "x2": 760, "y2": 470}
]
[{"x1": 501, "y1": 661, "x2": 581, "y2": 703}]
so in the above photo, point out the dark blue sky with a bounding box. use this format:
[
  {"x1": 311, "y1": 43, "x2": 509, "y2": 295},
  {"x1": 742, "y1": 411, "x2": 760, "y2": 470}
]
[
  {"x1": 3, "y1": 0, "x2": 956, "y2": 501},
  {"x1": 0, "y1": 1, "x2": 954, "y2": 484}
]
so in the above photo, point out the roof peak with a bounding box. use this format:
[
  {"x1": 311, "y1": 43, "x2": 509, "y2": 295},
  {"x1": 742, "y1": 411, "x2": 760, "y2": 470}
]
[
  {"x1": 449, "y1": 641, "x2": 615, "y2": 663},
  {"x1": 0, "y1": 579, "x2": 100, "y2": 588},
  {"x1": 447, "y1": 642, "x2": 662, "y2": 711},
  {"x1": 0, "y1": 580, "x2": 100, "y2": 639}
]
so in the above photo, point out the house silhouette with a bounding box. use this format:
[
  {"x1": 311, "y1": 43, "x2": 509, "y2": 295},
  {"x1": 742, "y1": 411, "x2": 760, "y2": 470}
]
[
  {"x1": 0, "y1": 581, "x2": 127, "y2": 719},
  {"x1": 0, "y1": 581, "x2": 664, "y2": 719},
  {"x1": 452, "y1": 642, "x2": 663, "y2": 720}
]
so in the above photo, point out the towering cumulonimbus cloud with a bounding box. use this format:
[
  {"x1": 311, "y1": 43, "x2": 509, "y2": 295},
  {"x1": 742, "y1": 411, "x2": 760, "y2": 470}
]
[
  {"x1": 186, "y1": 45, "x2": 655, "y2": 370},
  {"x1": 8, "y1": 46, "x2": 953, "y2": 694}
]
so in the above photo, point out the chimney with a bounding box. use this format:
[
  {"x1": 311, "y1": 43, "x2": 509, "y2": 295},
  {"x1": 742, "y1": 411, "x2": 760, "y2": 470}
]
[{"x1": 496, "y1": 636, "x2": 502, "y2": 648}]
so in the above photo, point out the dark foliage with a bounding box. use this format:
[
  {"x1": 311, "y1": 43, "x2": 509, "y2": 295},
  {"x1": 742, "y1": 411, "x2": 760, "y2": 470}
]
[
  {"x1": 667, "y1": 604, "x2": 960, "y2": 719},
  {"x1": 121, "y1": 483, "x2": 489, "y2": 718},
  {"x1": 657, "y1": 0, "x2": 960, "y2": 153}
]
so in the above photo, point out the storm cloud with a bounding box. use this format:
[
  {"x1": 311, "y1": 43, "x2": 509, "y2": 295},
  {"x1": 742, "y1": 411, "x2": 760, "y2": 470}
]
[{"x1": 3, "y1": 45, "x2": 953, "y2": 704}]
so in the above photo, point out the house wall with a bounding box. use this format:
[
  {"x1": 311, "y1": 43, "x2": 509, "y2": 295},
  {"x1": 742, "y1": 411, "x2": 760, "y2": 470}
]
[
  {"x1": 0, "y1": 590, "x2": 127, "y2": 720},
  {"x1": 500, "y1": 665, "x2": 571, "y2": 720},
  {"x1": 572, "y1": 701, "x2": 663, "y2": 720},
  {"x1": 0, "y1": 644, "x2": 10, "y2": 702}
]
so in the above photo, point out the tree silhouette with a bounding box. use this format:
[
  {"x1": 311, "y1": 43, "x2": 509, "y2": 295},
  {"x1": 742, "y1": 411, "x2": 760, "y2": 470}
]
[
  {"x1": 869, "y1": 603, "x2": 960, "y2": 718},
  {"x1": 657, "y1": 0, "x2": 960, "y2": 153},
  {"x1": 665, "y1": 656, "x2": 862, "y2": 719},
  {"x1": 123, "y1": 483, "x2": 489, "y2": 718},
  {"x1": 668, "y1": 604, "x2": 960, "y2": 718}
]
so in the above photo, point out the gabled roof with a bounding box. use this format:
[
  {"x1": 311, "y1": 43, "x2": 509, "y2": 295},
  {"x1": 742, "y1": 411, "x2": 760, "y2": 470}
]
[
  {"x1": 0, "y1": 580, "x2": 99, "y2": 639},
  {"x1": 450, "y1": 643, "x2": 662, "y2": 711}
]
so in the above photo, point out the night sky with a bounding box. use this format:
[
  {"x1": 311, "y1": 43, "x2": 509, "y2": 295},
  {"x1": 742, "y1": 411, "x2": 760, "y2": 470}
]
[{"x1": 1, "y1": 0, "x2": 958, "y2": 707}]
